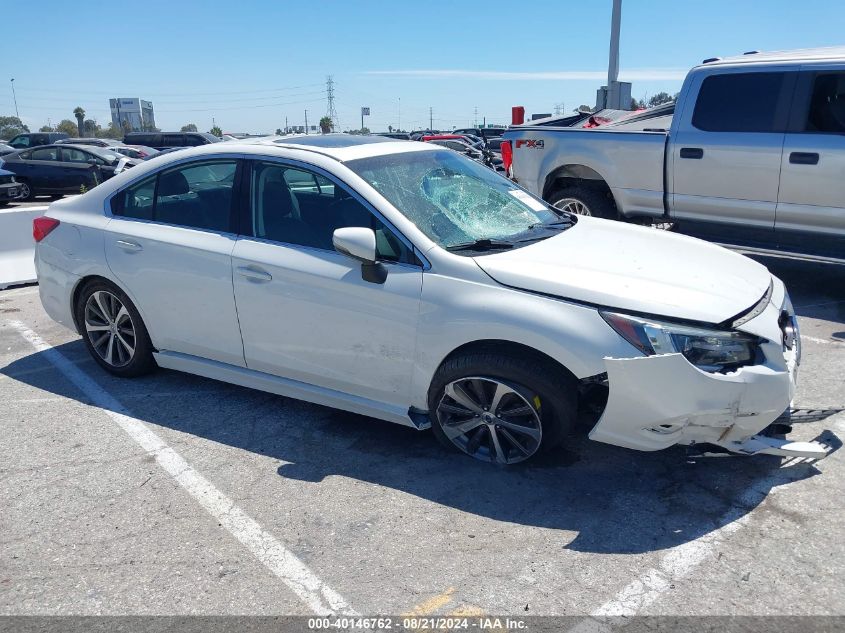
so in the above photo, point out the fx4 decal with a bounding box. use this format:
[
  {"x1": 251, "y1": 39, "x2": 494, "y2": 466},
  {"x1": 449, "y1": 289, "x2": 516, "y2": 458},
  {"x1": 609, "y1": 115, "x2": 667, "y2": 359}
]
[{"x1": 515, "y1": 139, "x2": 544, "y2": 149}]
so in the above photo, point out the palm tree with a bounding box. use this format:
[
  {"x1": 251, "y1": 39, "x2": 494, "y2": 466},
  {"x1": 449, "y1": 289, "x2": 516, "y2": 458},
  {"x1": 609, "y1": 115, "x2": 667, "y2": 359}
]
[
  {"x1": 73, "y1": 107, "x2": 85, "y2": 137},
  {"x1": 319, "y1": 116, "x2": 333, "y2": 134}
]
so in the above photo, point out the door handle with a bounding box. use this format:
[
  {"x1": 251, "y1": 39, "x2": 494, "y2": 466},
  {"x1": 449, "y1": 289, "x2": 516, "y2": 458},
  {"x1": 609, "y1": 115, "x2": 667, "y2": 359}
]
[
  {"x1": 679, "y1": 147, "x2": 704, "y2": 159},
  {"x1": 115, "y1": 239, "x2": 142, "y2": 252},
  {"x1": 236, "y1": 266, "x2": 272, "y2": 282},
  {"x1": 789, "y1": 152, "x2": 819, "y2": 165}
]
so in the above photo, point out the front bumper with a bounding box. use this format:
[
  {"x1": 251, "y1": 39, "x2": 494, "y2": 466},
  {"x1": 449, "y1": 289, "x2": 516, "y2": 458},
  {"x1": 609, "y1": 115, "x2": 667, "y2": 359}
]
[
  {"x1": 589, "y1": 351, "x2": 795, "y2": 452},
  {"x1": 588, "y1": 280, "x2": 830, "y2": 459},
  {"x1": 0, "y1": 183, "x2": 21, "y2": 200}
]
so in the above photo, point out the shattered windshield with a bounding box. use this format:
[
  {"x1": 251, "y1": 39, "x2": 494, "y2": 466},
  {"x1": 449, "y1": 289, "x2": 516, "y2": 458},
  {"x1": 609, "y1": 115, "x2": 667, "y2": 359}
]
[{"x1": 346, "y1": 149, "x2": 570, "y2": 251}]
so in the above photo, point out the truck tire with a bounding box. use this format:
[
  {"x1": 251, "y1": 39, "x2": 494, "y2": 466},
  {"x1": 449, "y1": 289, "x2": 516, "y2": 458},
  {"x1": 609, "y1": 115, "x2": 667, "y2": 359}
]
[{"x1": 548, "y1": 185, "x2": 618, "y2": 220}]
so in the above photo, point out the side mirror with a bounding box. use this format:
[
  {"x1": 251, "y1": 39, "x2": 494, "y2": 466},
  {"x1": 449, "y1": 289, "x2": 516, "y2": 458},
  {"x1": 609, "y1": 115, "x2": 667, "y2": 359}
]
[{"x1": 332, "y1": 227, "x2": 387, "y2": 284}]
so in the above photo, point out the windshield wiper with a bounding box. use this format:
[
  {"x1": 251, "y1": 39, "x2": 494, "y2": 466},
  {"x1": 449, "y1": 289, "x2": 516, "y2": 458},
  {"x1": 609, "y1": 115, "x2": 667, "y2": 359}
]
[
  {"x1": 445, "y1": 238, "x2": 515, "y2": 252},
  {"x1": 528, "y1": 216, "x2": 576, "y2": 231}
]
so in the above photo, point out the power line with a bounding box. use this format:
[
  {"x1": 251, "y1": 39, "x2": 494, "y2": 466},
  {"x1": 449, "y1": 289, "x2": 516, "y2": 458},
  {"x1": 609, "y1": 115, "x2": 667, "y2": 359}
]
[{"x1": 12, "y1": 82, "x2": 325, "y2": 98}]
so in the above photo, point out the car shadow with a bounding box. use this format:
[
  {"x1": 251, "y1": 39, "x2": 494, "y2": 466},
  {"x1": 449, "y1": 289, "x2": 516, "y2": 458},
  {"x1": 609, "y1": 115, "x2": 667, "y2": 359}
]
[{"x1": 3, "y1": 339, "x2": 832, "y2": 556}]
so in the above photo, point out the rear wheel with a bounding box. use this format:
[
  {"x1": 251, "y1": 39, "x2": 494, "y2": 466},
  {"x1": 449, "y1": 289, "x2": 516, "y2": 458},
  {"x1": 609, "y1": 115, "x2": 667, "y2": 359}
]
[
  {"x1": 548, "y1": 185, "x2": 617, "y2": 220},
  {"x1": 75, "y1": 280, "x2": 156, "y2": 377},
  {"x1": 428, "y1": 352, "x2": 576, "y2": 465}
]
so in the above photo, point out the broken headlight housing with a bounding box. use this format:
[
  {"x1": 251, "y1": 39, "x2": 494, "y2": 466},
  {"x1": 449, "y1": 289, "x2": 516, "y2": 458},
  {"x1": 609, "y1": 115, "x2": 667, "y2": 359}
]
[{"x1": 600, "y1": 311, "x2": 760, "y2": 373}]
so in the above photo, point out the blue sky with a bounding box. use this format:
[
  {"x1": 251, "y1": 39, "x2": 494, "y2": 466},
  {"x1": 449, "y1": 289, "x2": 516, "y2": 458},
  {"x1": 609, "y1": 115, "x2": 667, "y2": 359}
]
[{"x1": 3, "y1": 0, "x2": 844, "y2": 134}]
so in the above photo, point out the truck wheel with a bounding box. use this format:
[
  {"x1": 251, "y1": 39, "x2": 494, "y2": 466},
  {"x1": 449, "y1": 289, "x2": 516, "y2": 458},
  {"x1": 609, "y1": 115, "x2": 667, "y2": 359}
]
[{"x1": 548, "y1": 186, "x2": 617, "y2": 220}]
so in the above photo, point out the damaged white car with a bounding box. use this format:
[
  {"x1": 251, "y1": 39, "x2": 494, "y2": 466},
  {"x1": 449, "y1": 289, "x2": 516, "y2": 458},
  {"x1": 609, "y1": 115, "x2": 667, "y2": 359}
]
[{"x1": 33, "y1": 135, "x2": 830, "y2": 465}]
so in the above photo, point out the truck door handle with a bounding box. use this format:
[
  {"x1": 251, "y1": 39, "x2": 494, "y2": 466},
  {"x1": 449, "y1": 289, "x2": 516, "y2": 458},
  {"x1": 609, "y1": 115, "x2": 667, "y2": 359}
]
[
  {"x1": 680, "y1": 147, "x2": 704, "y2": 159},
  {"x1": 789, "y1": 152, "x2": 819, "y2": 165},
  {"x1": 236, "y1": 266, "x2": 272, "y2": 282},
  {"x1": 115, "y1": 239, "x2": 142, "y2": 252}
]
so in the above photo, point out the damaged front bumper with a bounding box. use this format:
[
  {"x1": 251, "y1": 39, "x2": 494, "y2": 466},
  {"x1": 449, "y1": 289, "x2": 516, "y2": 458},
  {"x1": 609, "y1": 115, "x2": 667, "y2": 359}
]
[{"x1": 589, "y1": 283, "x2": 831, "y2": 461}]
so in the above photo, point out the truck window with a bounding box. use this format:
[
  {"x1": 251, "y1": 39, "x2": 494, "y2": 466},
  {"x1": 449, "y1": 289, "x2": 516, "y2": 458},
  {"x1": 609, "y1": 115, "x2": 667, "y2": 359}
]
[
  {"x1": 692, "y1": 72, "x2": 788, "y2": 133},
  {"x1": 805, "y1": 73, "x2": 845, "y2": 133}
]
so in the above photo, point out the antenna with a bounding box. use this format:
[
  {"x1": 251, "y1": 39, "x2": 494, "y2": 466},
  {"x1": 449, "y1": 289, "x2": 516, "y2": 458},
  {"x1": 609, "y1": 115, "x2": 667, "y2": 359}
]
[{"x1": 326, "y1": 75, "x2": 339, "y2": 132}]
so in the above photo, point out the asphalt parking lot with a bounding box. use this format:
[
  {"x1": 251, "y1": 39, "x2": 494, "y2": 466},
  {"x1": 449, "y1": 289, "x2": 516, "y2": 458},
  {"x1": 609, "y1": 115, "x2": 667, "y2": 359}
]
[{"x1": 1, "y1": 251, "x2": 844, "y2": 621}]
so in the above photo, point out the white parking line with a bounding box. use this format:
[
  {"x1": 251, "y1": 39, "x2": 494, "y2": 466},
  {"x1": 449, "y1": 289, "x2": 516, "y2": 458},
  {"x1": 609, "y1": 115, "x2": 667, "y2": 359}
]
[
  {"x1": 5, "y1": 319, "x2": 357, "y2": 617},
  {"x1": 569, "y1": 423, "x2": 843, "y2": 632}
]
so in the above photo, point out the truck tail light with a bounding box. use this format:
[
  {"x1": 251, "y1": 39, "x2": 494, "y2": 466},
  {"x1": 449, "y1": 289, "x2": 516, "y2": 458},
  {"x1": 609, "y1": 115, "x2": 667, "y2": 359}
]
[
  {"x1": 33, "y1": 217, "x2": 60, "y2": 242},
  {"x1": 500, "y1": 140, "x2": 513, "y2": 178}
]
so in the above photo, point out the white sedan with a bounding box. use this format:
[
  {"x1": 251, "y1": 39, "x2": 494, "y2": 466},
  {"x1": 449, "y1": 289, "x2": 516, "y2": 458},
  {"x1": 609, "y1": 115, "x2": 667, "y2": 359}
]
[{"x1": 32, "y1": 135, "x2": 827, "y2": 464}]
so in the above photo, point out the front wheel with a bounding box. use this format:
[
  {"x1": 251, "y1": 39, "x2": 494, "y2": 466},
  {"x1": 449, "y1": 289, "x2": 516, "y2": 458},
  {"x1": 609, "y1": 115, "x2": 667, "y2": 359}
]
[
  {"x1": 75, "y1": 280, "x2": 156, "y2": 377},
  {"x1": 17, "y1": 179, "x2": 35, "y2": 202},
  {"x1": 428, "y1": 352, "x2": 576, "y2": 465}
]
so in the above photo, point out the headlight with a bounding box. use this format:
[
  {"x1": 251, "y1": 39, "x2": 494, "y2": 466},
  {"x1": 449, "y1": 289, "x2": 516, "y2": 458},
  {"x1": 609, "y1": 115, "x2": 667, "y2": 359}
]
[{"x1": 600, "y1": 311, "x2": 760, "y2": 372}]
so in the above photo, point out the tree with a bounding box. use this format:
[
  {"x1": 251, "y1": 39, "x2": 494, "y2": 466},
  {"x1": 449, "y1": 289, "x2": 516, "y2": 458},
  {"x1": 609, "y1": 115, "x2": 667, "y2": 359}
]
[
  {"x1": 631, "y1": 97, "x2": 646, "y2": 110},
  {"x1": 181, "y1": 123, "x2": 198, "y2": 132},
  {"x1": 97, "y1": 122, "x2": 124, "y2": 140},
  {"x1": 39, "y1": 124, "x2": 54, "y2": 132},
  {"x1": 647, "y1": 92, "x2": 675, "y2": 108},
  {"x1": 56, "y1": 119, "x2": 79, "y2": 137},
  {"x1": 73, "y1": 107, "x2": 86, "y2": 137},
  {"x1": 83, "y1": 119, "x2": 101, "y2": 137},
  {"x1": 209, "y1": 125, "x2": 222, "y2": 137},
  {"x1": 319, "y1": 116, "x2": 333, "y2": 134},
  {"x1": 275, "y1": 128, "x2": 282, "y2": 135},
  {"x1": 0, "y1": 115, "x2": 29, "y2": 139}
]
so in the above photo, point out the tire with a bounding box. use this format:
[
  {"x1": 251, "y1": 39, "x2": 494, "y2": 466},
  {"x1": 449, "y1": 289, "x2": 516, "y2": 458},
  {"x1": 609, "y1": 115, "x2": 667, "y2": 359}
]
[
  {"x1": 75, "y1": 279, "x2": 156, "y2": 378},
  {"x1": 548, "y1": 185, "x2": 617, "y2": 220},
  {"x1": 428, "y1": 351, "x2": 577, "y2": 465},
  {"x1": 17, "y1": 179, "x2": 35, "y2": 202}
]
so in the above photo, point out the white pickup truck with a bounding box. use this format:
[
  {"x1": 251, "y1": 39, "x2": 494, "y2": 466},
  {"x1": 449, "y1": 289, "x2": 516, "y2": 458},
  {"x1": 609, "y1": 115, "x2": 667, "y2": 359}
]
[{"x1": 503, "y1": 47, "x2": 845, "y2": 262}]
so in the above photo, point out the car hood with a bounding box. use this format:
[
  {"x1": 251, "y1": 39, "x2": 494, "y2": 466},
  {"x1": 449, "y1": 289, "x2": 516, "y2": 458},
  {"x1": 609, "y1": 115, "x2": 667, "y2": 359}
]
[{"x1": 473, "y1": 217, "x2": 772, "y2": 324}]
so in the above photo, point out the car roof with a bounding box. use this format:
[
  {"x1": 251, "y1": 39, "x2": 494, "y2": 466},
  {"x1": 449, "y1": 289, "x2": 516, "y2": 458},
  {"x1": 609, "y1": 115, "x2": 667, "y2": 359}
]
[
  {"x1": 247, "y1": 133, "x2": 436, "y2": 161},
  {"x1": 699, "y1": 46, "x2": 845, "y2": 68}
]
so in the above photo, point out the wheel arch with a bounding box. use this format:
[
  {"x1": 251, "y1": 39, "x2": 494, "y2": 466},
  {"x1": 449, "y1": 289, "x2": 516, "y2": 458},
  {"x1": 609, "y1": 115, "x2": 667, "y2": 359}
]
[
  {"x1": 431, "y1": 339, "x2": 579, "y2": 392},
  {"x1": 542, "y1": 163, "x2": 611, "y2": 201},
  {"x1": 70, "y1": 274, "x2": 150, "y2": 342}
]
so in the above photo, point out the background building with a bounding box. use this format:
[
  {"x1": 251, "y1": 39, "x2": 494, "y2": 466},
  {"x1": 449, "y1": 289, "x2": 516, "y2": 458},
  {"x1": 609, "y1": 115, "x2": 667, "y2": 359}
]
[{"x1": 109, "y1": 98, "x2": 156, "y2": 131}]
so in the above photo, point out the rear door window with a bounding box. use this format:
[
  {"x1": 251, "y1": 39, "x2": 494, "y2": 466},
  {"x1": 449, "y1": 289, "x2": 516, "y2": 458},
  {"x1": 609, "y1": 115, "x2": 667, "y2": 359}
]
[
  {"x1": 163, "y1": 134, "x2": 184, "y2": 147},
  {"x1": 692, "y1": 72, "x2": 792, "y2": 132},
  {"x1": 804, "y1": 72, "x2": 845, "y2": 133},
  {"x1": 30, "y1": 147, "x2": 60, "y2": 161}
]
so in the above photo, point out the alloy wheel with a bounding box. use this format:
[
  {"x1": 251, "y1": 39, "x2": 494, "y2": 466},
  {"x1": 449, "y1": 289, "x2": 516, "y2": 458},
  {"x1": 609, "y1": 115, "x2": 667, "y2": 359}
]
[
  {"x1": 84, "y1": 290, "x2": 136, "y2": 368},
  {"x1": 553, "y1": 197, "x2": 591, "y2": 216},
  {"x1": 436, "y1": 377, "x2": 543, "y2": 464},
  {"x1": 18, "y1": 182, "x2": 31, "y2": 200}
]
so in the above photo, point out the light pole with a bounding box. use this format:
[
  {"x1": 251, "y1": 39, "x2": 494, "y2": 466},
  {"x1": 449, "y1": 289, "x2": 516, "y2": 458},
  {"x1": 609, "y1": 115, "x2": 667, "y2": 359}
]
[{"x1": 10, "y1": 78, "x2": 20, "y2": 120}]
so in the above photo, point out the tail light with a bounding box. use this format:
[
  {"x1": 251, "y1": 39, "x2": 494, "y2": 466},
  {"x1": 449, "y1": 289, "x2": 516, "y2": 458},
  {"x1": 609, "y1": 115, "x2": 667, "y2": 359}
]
[
  {"x1": 500, "y1": 140, "x2": 513, "y2": 178},
  {"x1": 33, "y1": 217, "x2": 60, "y2": 242}
]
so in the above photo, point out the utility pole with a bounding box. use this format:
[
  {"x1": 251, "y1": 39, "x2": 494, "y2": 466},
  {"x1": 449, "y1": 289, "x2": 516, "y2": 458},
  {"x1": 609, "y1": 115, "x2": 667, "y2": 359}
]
[
  {"x1": 398, "y1": 97, "x2": 401, "y2": 131},
  {"x1": 304, "y1": 109, "x2": 309, "y2": 134},
  {"x1": 326, "y1": 75, "x2": 339, "y2": 131},
  {"x1": 429, "y1": 106, "x2": 433, "y2": 131},
  {"x1": 285, "y1": 116, "x2": 288, "y2": 134},
  {"x1": 474, "y1": 106, "x2": 478, "y2": 127},
  {"x1": 10, "y1": 78, "x2": 19, "y2": 120}
]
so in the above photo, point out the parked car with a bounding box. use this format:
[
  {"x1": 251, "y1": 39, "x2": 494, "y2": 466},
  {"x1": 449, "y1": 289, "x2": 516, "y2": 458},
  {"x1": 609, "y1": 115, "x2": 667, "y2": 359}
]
[
  {"x1": 7, "y1": 132, "x2": 70, "y2": 149},
  {"x1": 54, "y1": 137, "x2": 124, "y2": 148},
  {"x1": 453, "y1": 127, "x2": 507, "y2": 141},
  {"x1": 374, "y1": 132, "x2": 411, "y2": 140},
  {"x1": 123, "y1": 131, "x2": 221, "y2": 151},
  {"x1": 422, "y1": 135, "x2": 504, "y2": 171},
  {"x1": 0, "y1": 143, "x2": 17, "y2": 156},
  {"x1": 31, "y1": 135, "x2": 827, "y2": 465},
  {"x1": 503, "y1": 47, "x2": 845, "y2": 262},
  {"x1": 0, "y1": 144, "x2": 139, "y2": 200},
  {"x1": 0, "y1": 168, "x2": 22, "y2": 205},
  {"x1": 112, "y1": 145, "x2": 160, "y2": 160}
]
